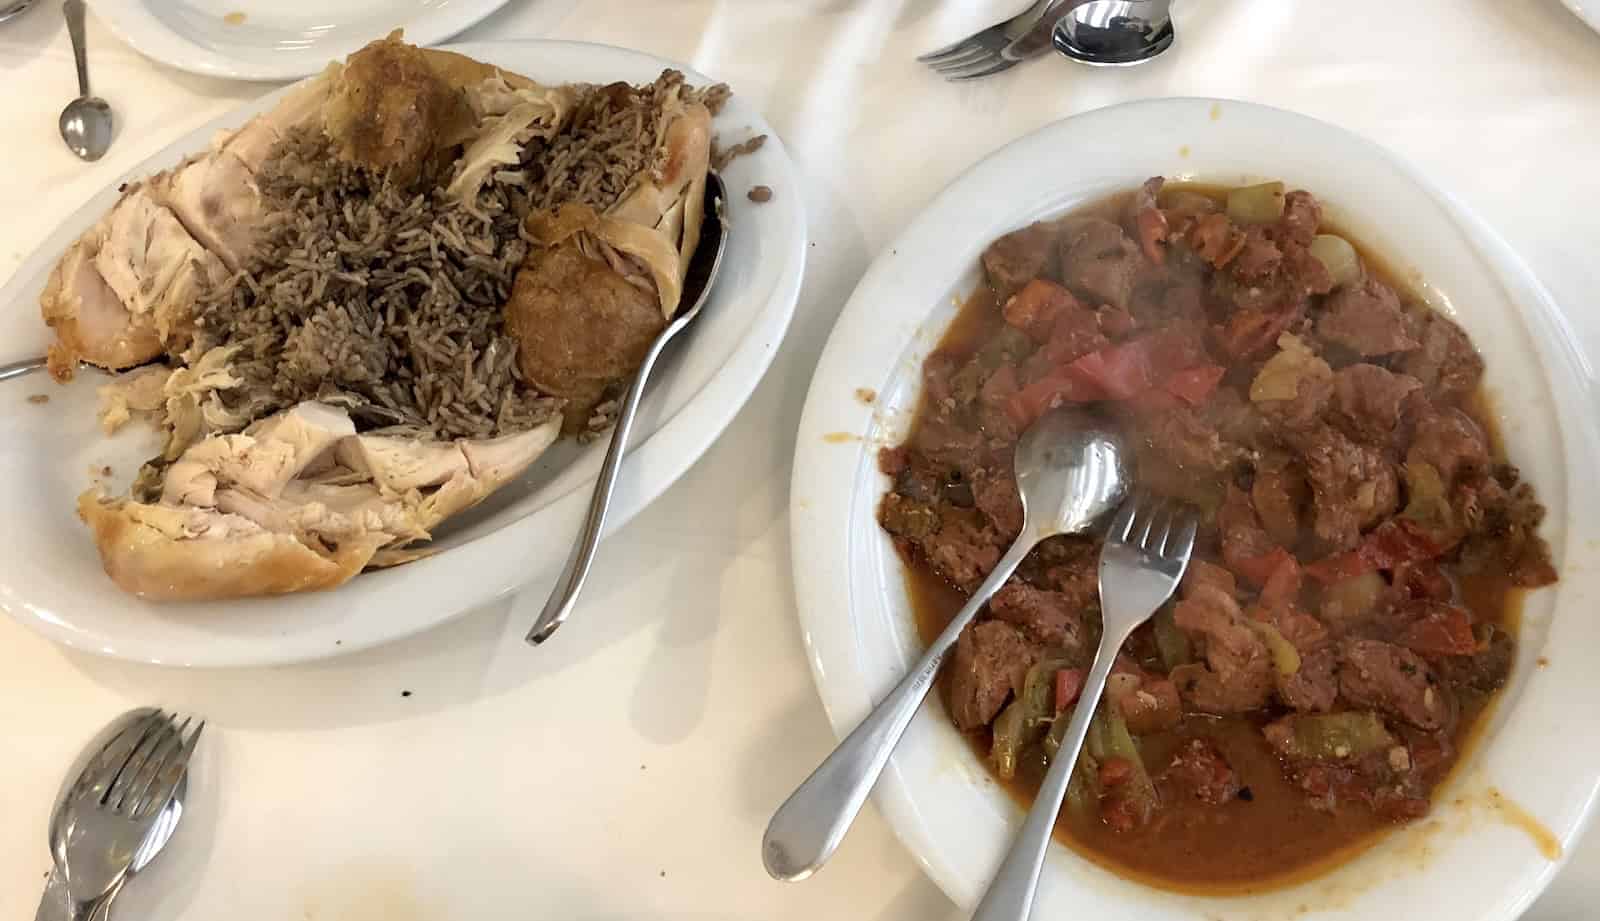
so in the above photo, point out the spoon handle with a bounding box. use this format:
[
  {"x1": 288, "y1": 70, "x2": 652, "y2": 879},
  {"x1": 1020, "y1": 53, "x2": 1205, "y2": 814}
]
[
  {"x1": 762, "y1": 537, "x2": 1034, "y2": 881},
  {"x1": 63, "y1": 0, "x2": 90, "y2": 98},
  {"x1": 524, "y1": 313, "x2": 690, "y2": 646}
]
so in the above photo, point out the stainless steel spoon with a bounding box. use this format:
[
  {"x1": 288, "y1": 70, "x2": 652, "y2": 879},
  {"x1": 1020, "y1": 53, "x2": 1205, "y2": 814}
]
[
  {"x1": 525, "y1": 171, "x2": 730, "y2": 646},
  {"x1": 38, "y1": 775, "x2": 187, "y2": 921},
  {"x1": 1051, "y1": 0, "x2": 1174, "y2": 67},
  {"x1": 60, "y1": 0, "x2": 114, "y2": 162},
  {"x1": 762, "y1": 409, "x2": 1130, "y2": 880}
]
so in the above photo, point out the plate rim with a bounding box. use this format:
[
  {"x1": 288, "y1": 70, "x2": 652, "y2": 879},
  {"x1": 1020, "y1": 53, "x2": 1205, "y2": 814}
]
[
  {"x1": 788, "y1": 96, "x2": 1600, "y2": 916},
  {"x1": 0, "y1": 38, "x2": 807, "y2": 667},
  {"x1": 91, "y1": 0, "x2": 513, "y2": 82}
]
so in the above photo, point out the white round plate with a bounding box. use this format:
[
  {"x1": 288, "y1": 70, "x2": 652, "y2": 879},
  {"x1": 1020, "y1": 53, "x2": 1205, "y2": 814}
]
[
  {"x1": 790, "y1": 98, "x2": 1600, "y2": 919},
  {"x1": 1562, "y1": 0, "x2": 1600, "y2": 36},
  {"x1": 92, "y1": 0, "x2": 513, "y2": 82},
  {"x1": 0, "y1": 40, "x2": 805, "y2": 667}
]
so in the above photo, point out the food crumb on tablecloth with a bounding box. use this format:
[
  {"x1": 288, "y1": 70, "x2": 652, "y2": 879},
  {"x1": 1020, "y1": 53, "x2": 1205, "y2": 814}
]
[
  {"x1": 747, "y1": 185, "x2": 773, "y2": 203},
  {"x1": 27, "y1": 393, "x2": 48, "y2": 404}
]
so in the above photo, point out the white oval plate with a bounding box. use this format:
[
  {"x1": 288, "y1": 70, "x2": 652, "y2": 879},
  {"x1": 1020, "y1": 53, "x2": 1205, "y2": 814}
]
[
  {"x1": 0, "y1": 40, "x2": 806, "y2": 667},
  {"x1": 92, "y1": 0, "x2": 512, "y2": 82},
  {"x1": 791, "y1": 98, "x2": 1600, "y2": 919}
]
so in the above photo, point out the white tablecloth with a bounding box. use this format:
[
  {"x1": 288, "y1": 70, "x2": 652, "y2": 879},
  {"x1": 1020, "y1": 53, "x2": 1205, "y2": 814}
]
[{"x1": 3, "y1": 1, "x2": 1598, "y2": 918}]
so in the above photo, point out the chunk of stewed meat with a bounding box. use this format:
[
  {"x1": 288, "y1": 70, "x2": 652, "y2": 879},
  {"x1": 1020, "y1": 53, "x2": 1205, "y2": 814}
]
[
  {"x1": 1161, "y1": 738, "x2": 1242, "y2": 806},
  {"x1": 1171, "y1": 584, "x2": 1275, "y2": 713},
  {"x1": 1330, "y1": 363, "x2": 1422, "y2": 446},
  {"x1": 1251, "y1": 453, "x2": 1309, "y2": 549},
  {"x1": 1316, "y1": 278, "x2": 1420, "y2": 356},
  {"x1": 1059, "y1": 217, "x2": 1143, "y2": 311},
  {"x1": 1437, "y1": 624, "x2": 1515, "y2": 693},
  {"x1": 1293, "y1": 425, "x2": 1400, "y2": 551},
  {"x1": 1279, "y1": 646, "x2": 1340, "y2": 713},
  {"x1": 983, "y1": 221, "x2": 1060, "y2": 300},
  {"x1": 1277, "y1": 190, "x2": 1322, "y2": 247},
  {"x1": 971, "y1": 468, "x2": 1023, "y2": 540},
  {"x1": 988, "y1": 581, "x2": 1090, "y2": 654},
  {"x1": 1339, "y1": 638, "x2": 1457, "y2": 732},
  {"x1": 948, "y1": 620, "x2": 1042, "y2": 730},
  {"x1": 1107, "y1": 659, "x2": 1183, "y2": 734},
  {"x1": 1397, "y1": 310, "x2": 1484, "y2": 405},
  {"x1": 1408, "y1": 407, "x2": 1490, "y2": 486}
]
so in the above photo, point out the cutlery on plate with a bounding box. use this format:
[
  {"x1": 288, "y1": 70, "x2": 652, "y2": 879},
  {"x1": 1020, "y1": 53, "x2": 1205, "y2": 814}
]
[
  {"x1": 762, "y1": 409, "x2": 1129, "y2": 880},
  {"x1": 916, "y1": 0, "x2": 1073, "y2": 81},
  {"x1": 971, "y1": 493, "x2": 1195, "y2": 921},
  {"x1": 0, "y1": 0, "x2": 35, "y2": 24},
  {"x1": 525, "y1": 171, "x2": 731, "y2": 646},
  {"x1": 60, "y1": 0, "x2": 114, "y2": 162},
  {"x1": 37, "y1": 709, "x2": 204, "y2": 921},
  {"x1": 2, "y1": 356, "x2": 49, "y2": 382},
  {"x1": 1051, "y1": 0, "x2": 1175, "y2": 67}
]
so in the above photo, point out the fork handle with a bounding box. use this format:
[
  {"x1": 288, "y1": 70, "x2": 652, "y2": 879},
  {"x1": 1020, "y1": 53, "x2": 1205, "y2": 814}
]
[
  {"x1": 762, "y1": 537, "x2": 1034, "y2": 881},
  {"x1": 970, "y1": 627, "x2": 1126, "y2": 921}
]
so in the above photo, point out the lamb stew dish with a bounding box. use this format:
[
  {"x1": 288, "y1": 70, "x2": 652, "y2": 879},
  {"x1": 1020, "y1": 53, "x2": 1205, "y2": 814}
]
[{"x1": 877, "y1": 177, "x2": 1557, "y2": 891}]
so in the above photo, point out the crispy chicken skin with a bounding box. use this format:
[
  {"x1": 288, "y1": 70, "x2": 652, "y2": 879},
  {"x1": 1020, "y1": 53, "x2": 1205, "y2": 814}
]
[{"x1": 80, "y1": 403, "x2": 560, "y2": 601}]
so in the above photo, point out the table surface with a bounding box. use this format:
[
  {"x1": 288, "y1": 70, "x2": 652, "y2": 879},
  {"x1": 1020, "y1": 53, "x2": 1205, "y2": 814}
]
[{"x1": 3, "y1": 1, "x2": 1598, "y2": 918}]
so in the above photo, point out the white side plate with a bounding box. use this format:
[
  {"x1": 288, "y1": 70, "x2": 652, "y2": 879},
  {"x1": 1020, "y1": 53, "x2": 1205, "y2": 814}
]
[
  {"x1": 790, "y1": 97, "x2": 1600, "y2": 919},
  {"x1": 92, "y1": 0, "x2": 513, "y2": 82},
  {"x1": 0, "y1": 40, "x2": 806, "y2": 666}
]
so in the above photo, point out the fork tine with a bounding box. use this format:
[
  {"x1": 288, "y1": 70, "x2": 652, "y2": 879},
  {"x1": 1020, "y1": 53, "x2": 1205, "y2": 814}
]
[
  {"x1": 132, "y1": 718, "x2": 203, "y2": 819},
  {"x1": 122, "y1": 716, "x2": 190, "y2": 815},
  {"x1": 927, "y1": 46, "x2": 993, "y2": 71},
  {"x1": 947, "y1": 58, "x2": 1019, "y2": 81},
  {"x1": 1166, "y1": 512, "x2": 1199, "y2": 562},
  {"x1": 105, "y1": 713, "x2": 176, "y2": 810},
  {"x1": 1132, "y1": 496, "x2": 1163, "y2": 547},
  {"x1": 1143, "y1": 499, "x2": 1175, "y2": 551},
  {"x1": 916, "y1": 35, "x2": 982, "y2": 63},
  {"x1": 84, "y1": 711, "x2": 164, "y2": 800},
  {"x1": 1107, "y1": 496, "x2": 1138, "y2": 542},
  {"x1": 937, "y1": 54, "x2": 1009, "y2": 79}
]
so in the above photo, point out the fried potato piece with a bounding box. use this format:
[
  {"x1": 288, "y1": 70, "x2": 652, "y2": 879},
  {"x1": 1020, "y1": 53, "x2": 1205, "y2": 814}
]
[
  {"x1": 507, "y1": 206, "x2": 667, "y2": 432},
  {"x1": 323, "y1": 31, "x2": 475, "y2": 185}
]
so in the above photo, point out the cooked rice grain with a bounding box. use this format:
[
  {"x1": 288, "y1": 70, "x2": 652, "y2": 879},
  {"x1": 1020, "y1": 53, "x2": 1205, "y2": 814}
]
[{"x1": 193, "y1": 130, "x2": 558, "y2": 440}]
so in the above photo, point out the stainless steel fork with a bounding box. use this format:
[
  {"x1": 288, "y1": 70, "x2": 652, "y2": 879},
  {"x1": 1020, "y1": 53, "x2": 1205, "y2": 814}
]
[
  {"x1": 970, "y1": 494, "x2": 1196, "y2": 921},
  {"x1": 916, "y1": 0, "x2": 1075, "y2": 81}
]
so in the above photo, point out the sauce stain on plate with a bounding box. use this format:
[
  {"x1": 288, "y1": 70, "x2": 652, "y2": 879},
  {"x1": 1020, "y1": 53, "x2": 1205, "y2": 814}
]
[
  {"x1": 822, "y1": 432, "x2": 859, "y2": 444},
  {"x1": 223, "y1": 11, "x2": 247, "y2": 25}
]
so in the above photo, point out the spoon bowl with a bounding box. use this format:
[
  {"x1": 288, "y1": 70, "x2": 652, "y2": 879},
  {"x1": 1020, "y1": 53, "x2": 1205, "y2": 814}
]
[
  {"x1": 762, "y1": 408, "x2": 1127, "y2": 881},
  {"x1": 1051, "y1": 0, "x2": 1175, "y2": 67},
  {"x1": 60, "y1": 0, "x2": 114, "y2": 162},
  {"x1": 60, "y1": 97, "x2": 114, "y2": 162}
]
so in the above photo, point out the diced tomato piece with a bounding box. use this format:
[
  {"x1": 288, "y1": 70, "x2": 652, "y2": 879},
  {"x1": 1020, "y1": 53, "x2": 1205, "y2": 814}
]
[
  {"x1": 1065, "y1": 343, "x2": 1154, "y2": 400},
  {"x1": 1139, "y1": 326, "x2": 1209, "y2": 370},
  {"x1": 1055, "y1": 668, "x2": 1085, "y2": 713},
  {"x1": 1164, "y1": 364, "x2": 1226, "y2": 406},
  {"x1": 1307, "y1": 519, "x2": 1443, "y2": 583},
  {"x1": 1099, "y1": 756, "x2": 1135, "y2": 788},
  {"x1": 1398, "y1": 605, "x2": 1477, "y2": 657},
  {"x1": 1258, "y1": 552, "x2": 1303, "y2": 608},
  {"x1": 1304, "y1": 548, "x2": 1369, "y2": 583},
  {"x1": 1126, "y1": 388, "x2": 1183, "y2": 414},
  {"x1": 1003, "y1": 279, "x2": 1077, "y2": 342},
  {"x1": 1135, "y1": 207, "x2": 1169, "y2": 265},
  {"x1": 1211, "y1": 305, "x2": 1299, "y2": 361},
  {"x1": 1100, "y1": 793, "x2": 1142, "y2": 832},
  {"x1": 1365, "y1": 518, "x2": 1442, "y2": 569},
  {"x1": 1229, "y1": 546, "x2": 1296, "y2": 590},
  {"x1": 1005, "y1": 371, "x2": 1102, "y2": 428}
]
